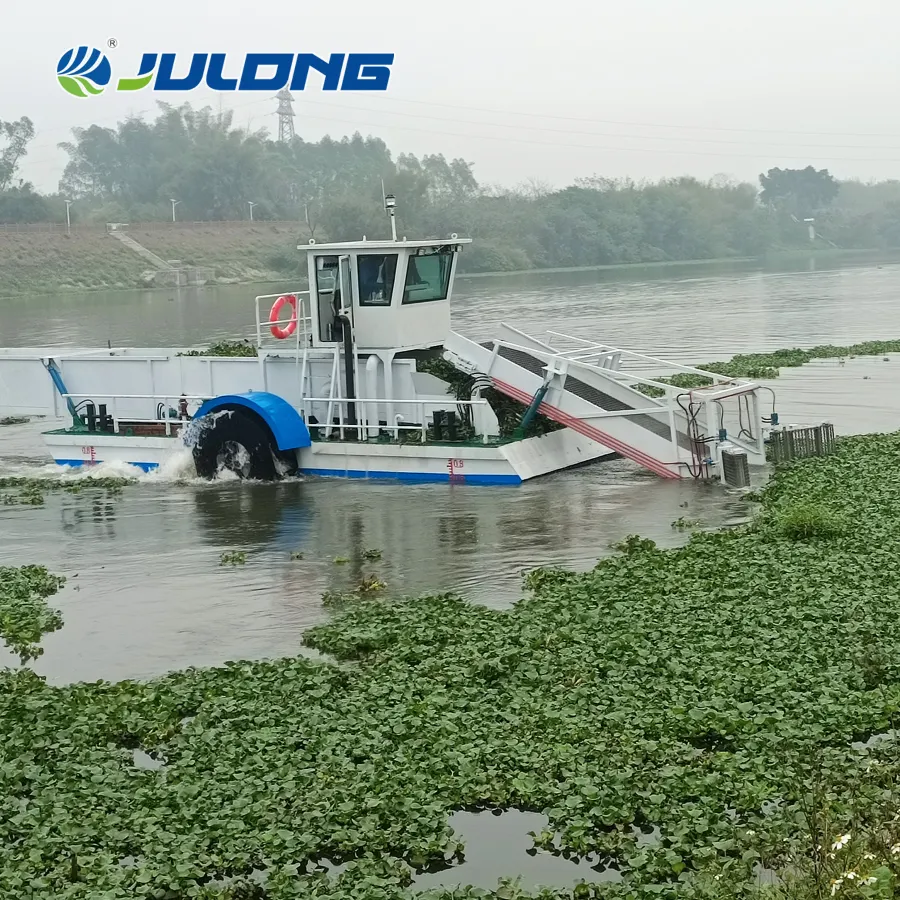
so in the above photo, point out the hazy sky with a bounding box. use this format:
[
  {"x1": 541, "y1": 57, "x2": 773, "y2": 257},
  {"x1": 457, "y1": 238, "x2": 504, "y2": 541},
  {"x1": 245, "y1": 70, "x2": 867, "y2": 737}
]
[{"x1": 6, "y1": 0, "x2": 900, "y2": 193}]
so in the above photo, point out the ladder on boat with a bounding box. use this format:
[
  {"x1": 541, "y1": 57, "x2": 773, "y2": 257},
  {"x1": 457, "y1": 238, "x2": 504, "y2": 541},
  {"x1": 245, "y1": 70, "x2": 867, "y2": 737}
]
[{"x1": 444, "y1": 326, "x2": 768, "y2": 480}]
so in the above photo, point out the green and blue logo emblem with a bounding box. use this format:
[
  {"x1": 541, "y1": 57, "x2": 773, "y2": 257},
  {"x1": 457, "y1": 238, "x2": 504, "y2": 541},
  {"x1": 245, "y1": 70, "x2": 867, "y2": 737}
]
[
  {"x1": 57, "y1": 48, "x2": 393, "y2": 97},
  {"x1": 57, "y1": 47, "x2": 112, "y2": 98}
]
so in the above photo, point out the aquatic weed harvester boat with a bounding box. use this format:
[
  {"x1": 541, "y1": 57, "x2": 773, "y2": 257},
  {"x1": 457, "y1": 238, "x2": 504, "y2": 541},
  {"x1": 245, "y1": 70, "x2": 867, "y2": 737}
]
[{"x1": 0, "y1": 201, "x2": 778, "y2": 486}]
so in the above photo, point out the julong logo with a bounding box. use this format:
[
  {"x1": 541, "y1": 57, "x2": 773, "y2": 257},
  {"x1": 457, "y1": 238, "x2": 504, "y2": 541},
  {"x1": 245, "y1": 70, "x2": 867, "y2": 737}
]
[
  {"x1": 57, "y1": 49, "x2": 394, "y2": 97},
  {"x1": 57, "y1": 47, "x2": 112, "y2": 98}
]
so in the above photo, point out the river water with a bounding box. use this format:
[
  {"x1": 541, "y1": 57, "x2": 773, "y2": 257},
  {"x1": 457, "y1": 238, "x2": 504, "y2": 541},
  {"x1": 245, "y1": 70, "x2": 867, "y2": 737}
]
[{"x1": 2, "y1": 256, "x2": 900, "y2": 684}]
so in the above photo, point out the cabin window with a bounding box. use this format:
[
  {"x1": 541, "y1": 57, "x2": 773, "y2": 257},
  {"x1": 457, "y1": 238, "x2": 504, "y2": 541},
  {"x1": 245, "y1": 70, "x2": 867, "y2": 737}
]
[
  {"x1": 357, "y1": 254, "x2": 398, "y2": 306},
  {"x1": 315, "y1": 255, "x2": 340, "y2": 342},
  {"x1": 402, "y1": 251, "x2": 453, "y2": 304}
]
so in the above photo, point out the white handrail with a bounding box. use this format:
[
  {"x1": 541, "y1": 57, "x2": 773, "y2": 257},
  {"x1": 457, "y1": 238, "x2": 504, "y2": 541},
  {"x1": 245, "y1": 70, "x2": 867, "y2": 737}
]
[
  {"x1": 301, "y1": 396, "x2": 488, "y2": 407},
  {"x1": 489, "y1": 336, "x2": 747, "y2": 397},
  {"x1": 61, "y1": 393, "x2": 208, "y2": 437},
  {"x1": 254, "y1": 290, "x2": 311, "y2": 350},
  {"x1": 61, "y1": 391, "x2": 488, "y2": 444},
  {"x1": 62, "y1": 393, "x2": 208, "y2": 400},
  {"x1": 545, "y1": 330, "x2": 744, "y2": 383},
  {"x1": 306, "y1": 420, "x2": 471, "y2": 441},
  {"x1": 307, "y1": 395, "x2": 489, "y2": 442}
]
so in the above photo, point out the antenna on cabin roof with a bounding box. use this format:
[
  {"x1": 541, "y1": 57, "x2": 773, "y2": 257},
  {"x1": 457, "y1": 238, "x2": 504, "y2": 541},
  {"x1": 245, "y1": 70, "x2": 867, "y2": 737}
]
[{"x1": 382, "y1": 180, "x2": 398, "y2": 242}]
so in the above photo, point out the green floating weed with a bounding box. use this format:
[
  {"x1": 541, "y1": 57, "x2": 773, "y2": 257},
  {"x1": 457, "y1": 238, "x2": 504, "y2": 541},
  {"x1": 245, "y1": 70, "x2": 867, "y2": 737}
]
[
  {"x1": 332, "y1": 556, "x2": 349, "y2": 565},
  {"x1": 0, "y1": 565, "x2": 65, "y2": 664},
  {"x1": 0, "y1": 476, "x2": 132, "y2": 507},
  {"x1": 772, "y1": 502, "x2": 843, "y2": 541},
  {"x1": 609, "y1": 534, "x2": 658, "y2": 554},
  {"x1": 219, "y1": 550, "x2": 247, "y2": 566},
  {"x1": 634, "y1": 340, "x2": 900, "y2": 397},
  {"x1": 11, "y1": 433, "x2": 900, "y2": 898},
  {"x1": 671, "y1": 516, "x2": 701, "y2": 529},
  {"x1": 321, "y1": 590, "x2": 358, "y2": 608},
  {"x1": 358, "y1": 575, "x2": 386, "y2": 593},
  {"x1": 522, "y1": 565, "x2": 576, "y2": 595}
]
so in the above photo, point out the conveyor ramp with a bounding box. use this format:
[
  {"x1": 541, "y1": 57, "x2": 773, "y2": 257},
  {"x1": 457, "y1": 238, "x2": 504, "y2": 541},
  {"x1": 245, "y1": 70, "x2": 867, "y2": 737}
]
[{"x1": 444, "y1": 325, "x2": 767, "y2": 480}]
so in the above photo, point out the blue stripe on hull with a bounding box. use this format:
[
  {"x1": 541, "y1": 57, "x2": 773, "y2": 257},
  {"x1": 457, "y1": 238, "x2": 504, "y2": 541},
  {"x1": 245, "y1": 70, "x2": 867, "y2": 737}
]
[
  {"x1": 300, "y1": 467, "x2": 521, "y2": 485},
  {"x1": 54, "y1": 458, "x2": 160, "y2": 473},
  {"x1": 53, "y1": 460, "x2": 520, "y2": 485}
]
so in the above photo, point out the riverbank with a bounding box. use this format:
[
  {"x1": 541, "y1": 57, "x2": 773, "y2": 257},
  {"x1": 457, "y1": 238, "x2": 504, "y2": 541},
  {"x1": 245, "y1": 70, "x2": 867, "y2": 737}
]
[
  {"x1": 0, "y1": 222, "x2": 304, "y2": 297},
  {"x1": 2, "y1": 221, "x2": 899, "y2": 299},
  {"x1": 5, "y1": 432, "x2": 900, "y2": 897},
  {"x1": 457, "y1": 247, "x2": 900, "y2": 281}
]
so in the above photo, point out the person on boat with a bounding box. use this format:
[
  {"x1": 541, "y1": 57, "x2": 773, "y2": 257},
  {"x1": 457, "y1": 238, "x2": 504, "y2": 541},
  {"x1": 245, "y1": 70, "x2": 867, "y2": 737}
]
[{"x1": 358, "y1": 255, "x2": 396, "y2": 304}]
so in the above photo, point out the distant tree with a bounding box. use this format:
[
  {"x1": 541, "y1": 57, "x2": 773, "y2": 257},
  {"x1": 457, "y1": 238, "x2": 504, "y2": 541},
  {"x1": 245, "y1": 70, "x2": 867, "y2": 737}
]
[
  {"x1": 0, "y1": 116, "x2": 35, "y2": 191},
  {"x1": 759, "y1": 166, "x2": 840, "y2": 216},
  {"x1": 40, "y1": 100, "x2": 900, "y2": 270},
  {"x1": 0, "y1": 183, "x2": 49, "y2": 223},
  {"x1": 515, "y1": 177, "x2": 554, "y2": 199}
]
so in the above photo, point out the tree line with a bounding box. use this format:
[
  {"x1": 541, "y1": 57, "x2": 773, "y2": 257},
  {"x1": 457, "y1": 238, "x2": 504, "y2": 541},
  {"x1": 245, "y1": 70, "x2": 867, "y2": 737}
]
[{"x1": 3, "y1": 104, "x2": 900, "y2": 273}]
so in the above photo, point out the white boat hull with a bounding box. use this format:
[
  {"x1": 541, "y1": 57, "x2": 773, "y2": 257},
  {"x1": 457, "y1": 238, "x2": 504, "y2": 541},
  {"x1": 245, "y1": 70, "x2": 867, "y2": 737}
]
[{"x1": 42, "y1": 427, "x2": 613, "y2": 485}]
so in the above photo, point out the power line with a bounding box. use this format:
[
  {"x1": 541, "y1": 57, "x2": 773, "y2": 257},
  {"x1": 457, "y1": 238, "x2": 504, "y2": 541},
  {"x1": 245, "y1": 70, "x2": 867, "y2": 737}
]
[
  {"x1": 20, "y1": 93, "x2": 900, "y2": 189},
  {"x1": 291, "y1": 104, "x2": 900, "y2": 164},
  {"x1": 370, "y1": 94, "x2": 900, "y2": 140},
  {"x1": 295, "y1": 96, "x2": 900, "y2": 151}
]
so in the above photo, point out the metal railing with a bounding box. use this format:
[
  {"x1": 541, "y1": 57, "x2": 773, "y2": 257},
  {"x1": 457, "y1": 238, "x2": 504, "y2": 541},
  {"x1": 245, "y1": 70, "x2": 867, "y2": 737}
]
[
  {"x1": 60, "y1": 391, "x2": 488, "y2": 445},
  {"x1": 62, "y1": 393, "x2": 209, "y2": 437},
  {"x1": 0, "y1": 220, "x2": 308, "y2": 234},
  {"x1": 544, "y1": 330, "x2": 756, "y2": 398},
  {"x1": 302, "y1": 396, "x2": 490, "y2": 442},
  {"x1": 769, "y1": 423, "x2": 836, "y2": 463},
  {"x1": 253, "y1": 291, "x2": 313, "y2": 350}
]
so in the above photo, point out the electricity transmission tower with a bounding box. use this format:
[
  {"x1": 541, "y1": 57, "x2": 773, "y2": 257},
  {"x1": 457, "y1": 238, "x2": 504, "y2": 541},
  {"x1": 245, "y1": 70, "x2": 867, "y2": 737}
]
[{"x1": 276, "y1": 89, "x2": 295, "y2": 142}]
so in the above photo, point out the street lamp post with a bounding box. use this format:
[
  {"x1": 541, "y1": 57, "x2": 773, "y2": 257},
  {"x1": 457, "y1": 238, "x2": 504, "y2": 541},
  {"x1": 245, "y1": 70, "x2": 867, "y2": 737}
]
[
  {"x1": 803, "y1": 217, "x2": 816, "y2": 243},
  {"x1": 170, "y1": 199, "x2": 181, "y2": 222},
  {"x1": 64, "y1": 199, "x2": 73, "y2": 232},
  {"x1": 248, "y1": 201, "x2": 257, "y2": 222}
]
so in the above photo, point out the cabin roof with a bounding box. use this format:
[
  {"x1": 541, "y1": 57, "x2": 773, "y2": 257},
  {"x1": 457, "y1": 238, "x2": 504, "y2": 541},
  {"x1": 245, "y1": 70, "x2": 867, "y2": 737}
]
[{"x1": 297, "y1": 237, "x2": 472, "y2": 252}]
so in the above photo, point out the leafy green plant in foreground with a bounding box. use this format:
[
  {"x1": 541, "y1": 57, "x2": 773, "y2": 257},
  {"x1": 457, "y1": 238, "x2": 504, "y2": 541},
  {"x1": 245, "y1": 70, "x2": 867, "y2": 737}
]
[
  {"x1": 11, "y1": 434, "x2": 900, "y2": 897},
  {"x1": 771, "y1": 501, "x2": 844, "y2": 541}
]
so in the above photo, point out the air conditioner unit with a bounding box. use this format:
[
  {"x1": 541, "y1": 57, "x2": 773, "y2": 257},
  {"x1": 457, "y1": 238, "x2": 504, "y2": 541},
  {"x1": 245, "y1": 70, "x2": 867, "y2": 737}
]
[{"x1": 721, "y1": 447, "x2": 750, "y2": 488}]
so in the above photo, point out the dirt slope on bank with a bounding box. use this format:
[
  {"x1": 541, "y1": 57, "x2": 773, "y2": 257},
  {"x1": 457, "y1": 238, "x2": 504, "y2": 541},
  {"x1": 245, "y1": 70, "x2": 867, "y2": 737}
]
[{"x1": 0, "y1": 223, "x2": 305, "y2": 296}]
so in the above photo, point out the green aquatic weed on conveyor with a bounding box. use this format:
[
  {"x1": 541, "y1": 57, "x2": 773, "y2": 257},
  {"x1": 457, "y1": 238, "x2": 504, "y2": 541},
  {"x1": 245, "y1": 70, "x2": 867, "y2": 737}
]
[{"x1": 8, "y1": 435, "x2": 900, "y2": 896}]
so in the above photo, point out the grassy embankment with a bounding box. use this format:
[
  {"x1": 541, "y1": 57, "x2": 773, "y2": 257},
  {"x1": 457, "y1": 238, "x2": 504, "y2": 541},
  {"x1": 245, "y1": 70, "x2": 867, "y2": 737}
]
[
  {"x1": 6, "y1": 431, "x2": 900, "y2": 897},
  {"x1": 2, "y1": 223, "x2": 898, "y2": 298},
  {"x1": 0, "y1": 223, "x2": 305, "y2": 296}
]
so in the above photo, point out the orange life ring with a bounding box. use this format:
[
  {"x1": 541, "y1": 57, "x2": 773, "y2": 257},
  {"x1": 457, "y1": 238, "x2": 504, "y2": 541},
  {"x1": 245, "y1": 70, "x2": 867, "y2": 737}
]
[{"x1": 269, "y1": 294, "x2": 297, "y2": 339}]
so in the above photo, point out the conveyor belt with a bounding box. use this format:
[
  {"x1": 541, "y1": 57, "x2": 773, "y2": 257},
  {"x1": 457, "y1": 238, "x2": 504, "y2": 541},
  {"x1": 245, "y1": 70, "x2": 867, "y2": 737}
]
[{"x1": 489, "y1": 343, "x2": 693, "y2": 452}]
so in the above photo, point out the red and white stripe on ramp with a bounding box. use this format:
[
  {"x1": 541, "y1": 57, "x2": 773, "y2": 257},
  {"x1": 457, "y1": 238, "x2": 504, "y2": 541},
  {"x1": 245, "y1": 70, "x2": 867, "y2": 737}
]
[{"x1": 492, "y1": 377, "x2": 681, "y2": 480}]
